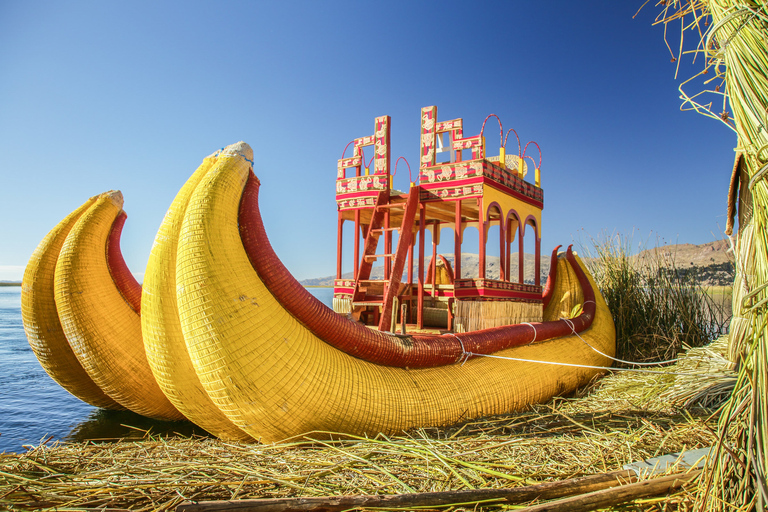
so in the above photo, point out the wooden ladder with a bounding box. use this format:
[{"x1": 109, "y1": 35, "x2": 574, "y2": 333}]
[{"x1": 351, "y1": 187, "x2": 420, "y2": 331}]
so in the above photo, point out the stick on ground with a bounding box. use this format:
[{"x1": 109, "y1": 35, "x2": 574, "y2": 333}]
[{"x1": 176, "y1": 469, "x2": 638, "y2": 512}]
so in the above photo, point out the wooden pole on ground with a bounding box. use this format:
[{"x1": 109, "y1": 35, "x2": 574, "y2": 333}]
[
  {"x1": 517, "y1": 469, "x2": 700, "y2": 512},
  {"x1": 177, "y1": 469, "x2": 640, "y2": 512}
]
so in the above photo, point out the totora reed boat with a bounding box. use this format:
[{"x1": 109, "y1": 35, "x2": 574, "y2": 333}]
[{"x1": 22, "y1": 106, "x2": 615, "y2": 443}]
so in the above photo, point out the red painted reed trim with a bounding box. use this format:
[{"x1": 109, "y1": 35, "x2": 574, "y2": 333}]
[
  {"x1": 107, "y1": 211, "x2": 142, "y2": 313},
  {"x1": 541, "y1": 245, "x2": 561, "y2": 309}
]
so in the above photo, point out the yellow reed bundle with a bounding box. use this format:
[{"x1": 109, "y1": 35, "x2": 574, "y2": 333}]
[
  {"x1": 21, "y1": 195, "x2": 124, "y2": 410},
  {"x1": 141, "y1": 148, "x2": 251, "y2": 440},
  {"x1": 54, "y1": 191, "x2": 183, "y2": 420}
]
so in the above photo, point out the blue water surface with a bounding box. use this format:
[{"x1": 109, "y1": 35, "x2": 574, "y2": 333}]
[{"x1": 0, "y1": 286, "x2": 334, "y2": 453}]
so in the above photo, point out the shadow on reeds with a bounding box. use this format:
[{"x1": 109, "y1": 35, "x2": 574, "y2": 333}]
[
  {"x1": 579, "y1": 233, "x2": 732, "y2": 367},
  {"x1": 64, "y1": 408, "x2": 211, "y2": 444}
]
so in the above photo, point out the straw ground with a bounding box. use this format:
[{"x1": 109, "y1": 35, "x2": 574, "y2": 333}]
[{"x1": 1, "y1": 336, "x2": 733, "y2": 511}]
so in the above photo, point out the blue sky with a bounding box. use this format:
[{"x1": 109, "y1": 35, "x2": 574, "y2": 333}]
[{"x1": 0, "y1": 1, "x2": 736, "y2": 282}]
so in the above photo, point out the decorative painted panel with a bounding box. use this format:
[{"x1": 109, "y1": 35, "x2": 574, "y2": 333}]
[
  {"x1": 336, "y1": 196, "x2": 377, "y2": 211},
  {"x1": 419, "y1": 182, "x2": 484, "y2": 201},
  {"x1": 420, "y1": 162, "x2": 484, "y2": 183},
  {"x1": 417, "y1": 159, "x2": 543, "y2": 206},
  {"x1": 420, "y1": 106, "x2": 437, "y2": 169},
  {"x1": 337, "y1": 116, "x2": 390, "y2": 179},
  {"x1": 334, "y1": 279, "x2": 355, "y2": 297},
  {"x1": 336, "y1": 175, "x2": 388, "y2": 195},
  {"x1": 454, "y1": 278, "x2": 542, "y2": 301}
]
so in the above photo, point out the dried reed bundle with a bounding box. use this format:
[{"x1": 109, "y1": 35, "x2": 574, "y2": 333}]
[
  {"x1": 652, "y1": 1, "x2": 768, "y2": 508},
  {"x1": 659, "y1": 336, "x2": 737, "y2": 409},
  {"x1": 454, "y1": 301, "x2": 543, "y2": 333}
]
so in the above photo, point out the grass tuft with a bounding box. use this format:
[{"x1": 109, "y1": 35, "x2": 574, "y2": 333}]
[{"x1": 580, "y1": 233, "x2": 731, "y2": 367}]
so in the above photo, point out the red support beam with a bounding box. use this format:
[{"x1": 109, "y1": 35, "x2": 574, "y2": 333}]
[
  {"x1": 408, "y1": 235, "x2": 414, "y2": 290},
  {"x1": 518, "y1": 227, "x2": 525, "y2": 284},
  {"x1": 385, "y1": 210, "x2": 391, "y2": 280},
  {"x1": 478, "y1": 198, "x2": 486, "y2": 280},
  {"x1": 535, "y1": 235, "x2": 541, "y2": 287},
  {"x1": 418, "y1": 203, "x2": 425, "y2": 329},
  {"x1": 354, "y1": 209, "x2": 360, "y2": 279},
  {"x1": 336, "y1": 212, "x2": 343, "y2": 279},
  {"x1": 454, "y1": 199, "x2": 462, "y2": 282},
  {"x1": 431, "y1": 224, "x2": 438, "y2": 296},
  {"x1": 505, "y1": 223, "x2": 512, "y2": 282},
  {"x1": 499, "y1": 219, "x2": 506, "y2": 282}
]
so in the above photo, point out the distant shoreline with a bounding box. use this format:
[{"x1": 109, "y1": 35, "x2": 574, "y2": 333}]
[{"x1": 0, "y1": 282, "x2": 21, "y2": 287}]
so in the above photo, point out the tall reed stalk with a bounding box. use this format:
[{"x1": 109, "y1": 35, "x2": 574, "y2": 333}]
[{"x1": 651, "y1": 1, "x2": 768, "y2": 509}]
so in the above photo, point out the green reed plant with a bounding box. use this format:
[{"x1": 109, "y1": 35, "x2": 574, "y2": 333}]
[{"x1": 581, "y1": 234, "x2": 730, "y2": 367}]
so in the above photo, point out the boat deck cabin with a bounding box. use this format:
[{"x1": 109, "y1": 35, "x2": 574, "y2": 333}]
[{"x1": 333, "y1": 106, "x2": 544, "y2": 333}]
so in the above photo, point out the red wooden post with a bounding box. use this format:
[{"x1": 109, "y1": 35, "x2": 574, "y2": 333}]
[
  {"x1": 337, "y1": 212, "x2": 343, "y2": 279},
  {"x1": 454, "y1": 199, "x2": 462, "y2": 281},
  {"x1": 505, "y1": 222, "x2": 512, "y2": 282},
  {"x1": 431, "y1": 224, "x2": 438, "y2": 295},
  {"x1": 518, "y1": 225, "x2": 525, "y2": 284},
  {"x1": 535, "y1": 234, "x2": 541, "y2": 287},
  {"x1": 385, "y1": 210, "x2": 391, "y2": 280},
  {"x1": 407, "y1": 235, "x2": 414, "y2": 290},
  {"x1": 354, "y1": 209, "x2": 361, "y2": 280},
  {"x1": 499, "y1": 216, "x2": 506, "y2": 281},
  {"x1": 478, "y1": 198, "x2": 486, "y2": 280},
  {"x1": 407, "y1": 235, "x2": 414, "y2": 325},
  {"x1": 418, "y1": 203, "x2": 426, "y2": 329}
]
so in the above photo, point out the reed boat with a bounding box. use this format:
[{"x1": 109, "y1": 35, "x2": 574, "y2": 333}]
[{"x1": 22, "y1": 106, "x2": 616, "y2": 443}]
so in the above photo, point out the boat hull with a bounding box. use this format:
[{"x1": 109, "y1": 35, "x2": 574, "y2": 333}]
[{"x1": 23, "y1": 142, "x2": 616, "y2": 442}]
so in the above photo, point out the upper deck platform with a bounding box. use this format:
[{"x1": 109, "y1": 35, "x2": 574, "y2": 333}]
[{"x1": 332, "y1": 106, "x2": 546, "y2": 333}]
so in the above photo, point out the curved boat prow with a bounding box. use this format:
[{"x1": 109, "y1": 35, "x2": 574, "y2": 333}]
[{"x1": 176, "y1": 143, "x2": 616, "y2": 441}]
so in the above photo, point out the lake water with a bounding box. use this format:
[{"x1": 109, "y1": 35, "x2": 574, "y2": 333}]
[{"x1": 0, "y1": 286, "x2": 334, "y2": 454}]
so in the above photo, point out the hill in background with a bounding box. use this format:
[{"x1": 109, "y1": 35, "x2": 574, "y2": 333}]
[
  {"x1": 301, "y1": 240, "x2": 734, "y2": 288},
  {"x1": 301, "y1": 253, "x2": 550, "y2": 287},
  {"x1": 635, "y1": 239, "x2": 733, "y2": 287}
]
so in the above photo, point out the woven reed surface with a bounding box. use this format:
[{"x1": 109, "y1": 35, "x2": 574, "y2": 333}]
[
  {"x1": 176, "y1": 144, "x2": 616, "y2": 443},
  {"x1": 54, "y1": 191, "x2": 183, "y2": 421},
  {"x1": 142, "y1": 150, "x2": 252, "y2": 441},
  {"x1": 455, "y1": 301, "x2": 544, "y2": 333},
  {"x1": 20, "y1": 196, "x2": 124, "y2": 410}
]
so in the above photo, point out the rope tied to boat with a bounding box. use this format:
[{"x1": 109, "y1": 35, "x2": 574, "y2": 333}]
[
  {"x1": 560, "y1": 316, "x2": 681, "y2": 367},
  {"x1": 449, "y1": 333, "x2": 472, "y2": 366},
  {"x1": 522, "y1": 322, "x2": 537, "y2": 343},
  {"x1": 457, "y1": 351, "x2": 731, "y2": 377}
]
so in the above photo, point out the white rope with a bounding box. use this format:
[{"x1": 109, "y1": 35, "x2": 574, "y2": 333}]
[
  {"x1": 522, "y1": 322, "x2": 537, "y2": 343},
  {"x1": 450, "y1": 333, "x2": 471, "y2": 366},
  {"x1": 462, "y1": 351, "x2": 732, "y2": 377},
  {"x1": 560, "y1": 317, "x2": 681, "y2": 367}
]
